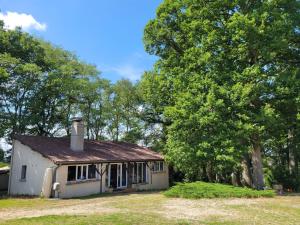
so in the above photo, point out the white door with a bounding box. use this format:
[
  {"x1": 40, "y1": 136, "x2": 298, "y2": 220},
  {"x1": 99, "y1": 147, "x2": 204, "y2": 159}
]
[{"x1": 110, "y1": 163, "x2": 127, "y2": 189}]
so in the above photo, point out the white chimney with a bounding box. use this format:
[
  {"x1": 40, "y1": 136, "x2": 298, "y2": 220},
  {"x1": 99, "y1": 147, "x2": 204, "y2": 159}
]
[{"x1": 71, "y1": 117, "x2": 84, "y2": 151}]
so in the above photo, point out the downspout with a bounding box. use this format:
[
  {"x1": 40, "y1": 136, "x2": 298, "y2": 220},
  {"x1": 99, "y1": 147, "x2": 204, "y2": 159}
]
[
  {"x1": 8, "y1": 140, "x2": 15, "y2": 195},
  {"x1": 51, "y1": 164, "x2": 60, "y2": 198},
  {"x1": 100, "y1": 163, "x2": 102, "y2": 193}
]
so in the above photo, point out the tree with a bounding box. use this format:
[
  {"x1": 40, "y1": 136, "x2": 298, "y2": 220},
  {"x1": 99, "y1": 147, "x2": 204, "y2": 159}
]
[
  {"x1": 0, "y1": 21, "x2": 99, "y2": 141},
  {"x1": 106, "y1": 79, "x2": 142, "y2": 143},
  {"x1": 142, "y1": 0, "x2": 300, "y2": 189}
]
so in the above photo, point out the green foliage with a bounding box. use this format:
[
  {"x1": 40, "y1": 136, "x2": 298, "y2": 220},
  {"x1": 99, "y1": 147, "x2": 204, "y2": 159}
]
[
  {"x1": 0, "y1": 21, "x2": 150, "y2": 147},
  {"x1": 164, "y1": 182, "x2": 275, "y2": 199},
  {"x1": 142, "y1": 0, "x2": 300, "y2": 188}
]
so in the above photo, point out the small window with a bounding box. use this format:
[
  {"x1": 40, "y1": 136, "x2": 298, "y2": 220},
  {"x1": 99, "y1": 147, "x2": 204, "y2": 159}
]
[
  {"x1": 132, "y1": 162, "x2": 147, "y2": 184},
  {"x1": 153, "y1": 161, "x2": 164, "y2": 172},
  {"x1": 67, "y1": 166, "x2": 76, "y2": 181},
  {"x1": 77, "y1": 165, "x2": 87, "y2": 180},
  {"x1": 159, "y1": 161, "x2": 164, "y2": 171},
  {"x1": 21, "y1": 165, "x2": 27, "y2": 180},
  {"x1": 88, "y1": 165, "x2": 96, "y2": 179}
]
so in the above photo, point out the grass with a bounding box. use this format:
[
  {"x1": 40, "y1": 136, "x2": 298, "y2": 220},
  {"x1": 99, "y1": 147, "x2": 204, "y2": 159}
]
[
  {"x1": 164, "y1": 182, "x2": 275, "y2": 199},
  {"x1": 0, "y1": 197, "x2": 53, "y2": 209},
  {"x1": 0, "y1": 213, "x2": 189, "y2": 225},
  {"x1": 0, "y1": 162, "x2": 9, "y2": 168},
  {"x1": 0, "y1": 192, "x2": 299, "y2": 225}
]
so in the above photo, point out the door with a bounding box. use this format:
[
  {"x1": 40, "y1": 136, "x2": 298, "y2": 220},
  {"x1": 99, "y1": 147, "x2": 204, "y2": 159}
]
[
  {"x1": 110, "y1": 164, "x2": 118, "y2": 189},
  {"x1": 109, "y1": 163, "x2": 127, "y2": 189}
]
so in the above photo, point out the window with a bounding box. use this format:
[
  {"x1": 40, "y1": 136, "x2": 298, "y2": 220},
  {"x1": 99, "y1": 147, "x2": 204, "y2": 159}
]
[
  {"x1": 153, "y1": 161, "x2": 164, "y2": 172},
  {"x1": 21, "y1": 165, "x2": 27, "y2": 180},
  {"x1": 67, "y1": 165, "x2": 98, "y2": 182},
  {"x1": 67, "y1": 166, "x2": 76, "y2": 181},
  {"x1": 132, "y1": 162, "x2": 147, "y2": 184},
  {"x1": 88, "y1": 165, "x2": 96, "y2": 179}
]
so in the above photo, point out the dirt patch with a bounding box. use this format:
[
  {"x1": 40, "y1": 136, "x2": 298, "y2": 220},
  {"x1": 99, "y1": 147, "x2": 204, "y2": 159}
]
[
  {"x1": 0, "y1": 201, "x2": 119, "y2": 221},
  {"x1": 160, "y1": 198, "x2": 260, "y2": 221}
]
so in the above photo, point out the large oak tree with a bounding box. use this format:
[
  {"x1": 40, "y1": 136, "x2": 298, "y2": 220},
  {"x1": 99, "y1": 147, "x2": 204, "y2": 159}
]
[{"x1": 142, "y1": 0, "x2": 300, "y2": 189}]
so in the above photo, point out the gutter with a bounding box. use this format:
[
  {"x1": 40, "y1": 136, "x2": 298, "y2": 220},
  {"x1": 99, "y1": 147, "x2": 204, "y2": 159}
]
[
  {"x1": 7, "y1": 140, "x2": 15, "y2": 195},
  {"x1": 51, "y1": 164, "x2": 60, "y2": 198},
  {"x1": 55, "y1": 159, "x2": 165, "y2": 166}
]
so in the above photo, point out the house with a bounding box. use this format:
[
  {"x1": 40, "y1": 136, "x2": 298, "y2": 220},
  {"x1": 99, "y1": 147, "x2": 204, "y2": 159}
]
[{"x1": 8, "y1": 118, "x2": 169, "y2": 198}]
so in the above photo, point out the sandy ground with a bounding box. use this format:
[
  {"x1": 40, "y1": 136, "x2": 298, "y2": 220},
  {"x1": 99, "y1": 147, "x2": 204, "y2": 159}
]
[
  {"x1": 0, "y1": 200, "x2": 119, "y2": 220},
  {"x1": 0, "y1": 193, "x2": 299, "y2": 223},
  {"x1": 159, "y1": 197, "x2": 260, "y2": 221}
]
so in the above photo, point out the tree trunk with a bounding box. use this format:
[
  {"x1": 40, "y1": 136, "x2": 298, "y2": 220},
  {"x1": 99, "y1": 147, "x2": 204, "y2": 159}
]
[
  {"x1": 232, "y1": 170, "x2": 242, "y2": 186},
  {"x1": 206, "y1": 161, "x2": 214, "y2": 182},
  {"x1": 241, "y1": 153, "x2": 252, "y2": 187},
  {"x1": 251, "y1": 135, "x2": 264, "y2": 190},
  {"x1": 288, "y1": 129, "x2": 296, "y2": 175}
]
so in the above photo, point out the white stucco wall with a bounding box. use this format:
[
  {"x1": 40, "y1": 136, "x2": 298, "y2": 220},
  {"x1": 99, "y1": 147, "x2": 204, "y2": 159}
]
[
  {"x1": 55, "y1": 164, "x2": 106, "y2": 198},
  {"x1": 9, "y1": 140, "x2": 55, "y2": 196},
  {"x1": 133, "y1": 162, "x2": 169, "y2": 191},
  {"x1": 57, "y1": 162, "x2": 169, "y2": 198}
]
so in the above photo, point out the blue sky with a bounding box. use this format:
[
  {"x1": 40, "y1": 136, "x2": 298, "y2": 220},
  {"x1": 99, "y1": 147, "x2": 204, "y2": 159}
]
[{"x1": 0, "y1": 0, "x2": 162, "y2": 82}]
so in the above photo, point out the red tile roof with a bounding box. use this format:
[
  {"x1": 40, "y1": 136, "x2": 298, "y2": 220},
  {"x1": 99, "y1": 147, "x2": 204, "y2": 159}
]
[{"x1": 13, "y1": 135, "x2": 164, "y2": 165}]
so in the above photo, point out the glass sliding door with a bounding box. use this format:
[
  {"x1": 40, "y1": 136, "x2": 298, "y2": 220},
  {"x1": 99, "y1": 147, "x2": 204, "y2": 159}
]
[{"x1": 109, "y1": 163, "x2": 127, "y2": 189}]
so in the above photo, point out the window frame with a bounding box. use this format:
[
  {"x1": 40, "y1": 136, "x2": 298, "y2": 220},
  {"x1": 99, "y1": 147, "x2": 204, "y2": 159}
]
[
  {"x1": 20, "y1": 165, "x2": 27, "y2": 181},
  {"x1": 67, "y1": 164, "x2": 98, "y2": 183},
  {"x1": 153, "y1": 161, "x2": 164, "y2": 172},
  {"x1": 132, "y1": 162, "x2": 147, "y2": 184}
]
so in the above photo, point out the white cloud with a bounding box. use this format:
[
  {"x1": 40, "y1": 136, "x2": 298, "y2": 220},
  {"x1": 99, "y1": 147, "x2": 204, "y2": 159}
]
[
  {"x1": 100, "y1": 51, "x2": 157, "y2": 81},
  {"x1": 105, "y1": 64, "x2": 144, "y2": 81},
  {"x1": 0, "y1": 11, "x2": 46, "y2": 31}
]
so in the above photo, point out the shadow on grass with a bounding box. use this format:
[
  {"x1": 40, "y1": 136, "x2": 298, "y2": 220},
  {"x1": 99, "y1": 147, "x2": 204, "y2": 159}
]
[
  {"x1": 281, "y1": 192, "x2": 300, "y2": 197},
  {"x1": 73, "y1": 190, "x2": 163, "y2": 200},
  {"x1": 0, "y1": 189, "x2": 165, "y2": 201}
]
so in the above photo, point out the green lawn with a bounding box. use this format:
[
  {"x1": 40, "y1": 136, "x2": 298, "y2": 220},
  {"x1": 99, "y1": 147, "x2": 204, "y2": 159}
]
[
  {"x1": 0, "y1": 197, "x2": 55, "y2": 209},
  {"x1": 164, "y1": 182, "x2": 275, "y2": 199},
  {"x1": 0, "y1": 192, "x2": 299, "y2": 225},
  {"x1": 0, "y1": 162, "x2": 9, "y2": 168},
  {"x1": 0, "y1": 213, "x2": 189, "y2": 225}
]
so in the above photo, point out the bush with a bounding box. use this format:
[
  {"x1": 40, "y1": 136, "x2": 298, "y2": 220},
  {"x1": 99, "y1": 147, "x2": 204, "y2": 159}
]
[{"x1": 164, "y1": 182, "x2": 275, "y2": 199}]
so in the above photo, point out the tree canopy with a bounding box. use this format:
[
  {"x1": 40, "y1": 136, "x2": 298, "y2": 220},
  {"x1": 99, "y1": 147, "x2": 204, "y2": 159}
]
[
  {"x1": 142, "y1": 0, "x2": 300, "y2": 190},
  {"x1": 0, "y1": 22, "x2": 152, "y2": 148}
]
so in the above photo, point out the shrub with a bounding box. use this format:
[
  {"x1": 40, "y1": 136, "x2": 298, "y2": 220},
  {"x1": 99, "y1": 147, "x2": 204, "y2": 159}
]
[{"x1": 164, "y1": 182, "x2": 275, "y2": 199}]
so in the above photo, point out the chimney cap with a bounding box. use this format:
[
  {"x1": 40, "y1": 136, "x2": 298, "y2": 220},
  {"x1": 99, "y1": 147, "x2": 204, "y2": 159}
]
[{"x1": 72, "y1": 117, "x2": 83, "y2": 122}]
